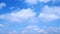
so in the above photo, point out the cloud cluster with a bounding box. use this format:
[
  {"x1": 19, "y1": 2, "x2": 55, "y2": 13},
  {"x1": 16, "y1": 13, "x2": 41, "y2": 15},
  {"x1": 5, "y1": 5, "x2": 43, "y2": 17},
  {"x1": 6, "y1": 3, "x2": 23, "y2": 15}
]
[
  {"x1": 0, "y1": 25, "x2": 60, "y2": 34},
  {"x1": 0, "y1": 0, "x2": 60, "y2": 34},
  {"x1": 22, "y1": 25, "x2": 60, "y2": 34},
  {"x1": 25, "y1": 0, "x2": 60, "y2": 22},
  {"x1": 0, "y1": 0, "x2": 60, "y2": 22},
  {"x1": 22, "y1": 25, "x2": 46, "y2": 34},
  {"x1": 25, "y1": 0, "x2": 57, "y2": 5},
  {"x1": 0, "y1": 5, "x2": 60, "y2": 22}
]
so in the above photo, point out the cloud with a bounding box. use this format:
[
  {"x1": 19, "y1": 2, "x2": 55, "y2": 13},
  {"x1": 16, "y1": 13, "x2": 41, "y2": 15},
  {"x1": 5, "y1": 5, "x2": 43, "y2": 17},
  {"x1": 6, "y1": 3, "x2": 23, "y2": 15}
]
[
  {"x1": 25, "y1": 0, "x2": 38, "y2": 5},
  {"x1": 38, "y1": 0, "x2": 51, "y2": 3},
  {"x1": 0, "y1": 3, "x2": 6, "y2": 9},
  {"x1": 8, "y1": 30, "x2": 17, "y2": 34},
  {"x1": 0, "y1": 8, "x2": 36, "y2": 22},
  {"x1": 0, "y1": 24, "x2": 8, "y2": 28},
  {"x1": 25, "y1": 0, "x2": 59, "y2": 6},
  {"x1": 0, "y1": 24, "x2": 4, "y2": 27},
  {"x1": 38, "y1": 5, "x2": 60, "y2": 21},
  {"x1": 38, "y1": 13, "x2": 59, "y2": 21},
  {"x1": 22, "y1": 25, "x2": 60, "y2": 34},
  {"x1": 46, "y1": 27, "x2": 60, "y2": 34},
  {"x1": 25, "y1": 0, "x2": 54, "y2": 5},
  {"x1": 22, "y1": 25, "x2": 42, "y2": 34}
]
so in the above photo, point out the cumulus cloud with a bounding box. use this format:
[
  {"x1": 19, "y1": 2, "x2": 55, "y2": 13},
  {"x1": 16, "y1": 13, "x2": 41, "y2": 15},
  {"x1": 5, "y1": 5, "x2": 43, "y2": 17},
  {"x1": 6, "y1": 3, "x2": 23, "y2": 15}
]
[
  {"x1": 22, "y1": 25, "x2": 60, "y2": 34},
  {"x1": 0, "y1": 8, "x2": 36, "y2": 22},
  {"x1": 0, "y1": 3, "x2": 6, "y2": 9},
  {"x1": 38, "y1": 5, "x2": 60, "y2": 21},
  {"x1": 38, "y1": 13, "x2": 59, "y2": 21}
]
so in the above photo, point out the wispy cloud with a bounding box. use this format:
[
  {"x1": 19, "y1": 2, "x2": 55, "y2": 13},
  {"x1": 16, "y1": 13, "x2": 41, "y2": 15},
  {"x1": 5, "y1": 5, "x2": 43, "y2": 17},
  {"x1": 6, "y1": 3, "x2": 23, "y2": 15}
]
[
  {"x1": 22, "y1": 25, "x2": 41, "y2": 34},
  {"x1": 22, "y1": 25, "x2": 60, "y2": 34},
  {"x1": 0, "y1": 24, "x2": 8, "y2": 28},
  {"x1": 0, "y1": 24, "x2": 5, "y2": 27},
  {"x1": 0, "y1": 3, "x2": 6, "y2": 9},
  {"x1": 8, "y1": 30, "x2": 17, "y2": 34},
  {"x1": 25, "y1": 0, "x2": 57, "y2": 5},
  {"x1": 38, "y1": 0, "x2": 51, "y2": 3},
  {"x1": 25, "y1": 0, "x2": 38, "y2": 5}
]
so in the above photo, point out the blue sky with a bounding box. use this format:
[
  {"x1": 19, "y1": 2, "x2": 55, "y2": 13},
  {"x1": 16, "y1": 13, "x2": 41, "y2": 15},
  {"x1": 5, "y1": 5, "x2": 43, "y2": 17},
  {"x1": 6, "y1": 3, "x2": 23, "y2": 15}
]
[{"x1": 0, "y1": 0, "x2": 60, "y2": 34}]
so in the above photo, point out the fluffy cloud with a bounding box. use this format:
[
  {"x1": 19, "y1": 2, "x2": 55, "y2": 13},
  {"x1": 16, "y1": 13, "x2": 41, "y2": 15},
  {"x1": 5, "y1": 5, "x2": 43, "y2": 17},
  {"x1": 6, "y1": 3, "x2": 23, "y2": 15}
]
[
  {"x1": 0, "y1": 8, "x2": 36, "y2": 22},
  {"x1": 0, "y1": 3, "x2": 6, "y2": 9},
  {"x1": 38, "y1": 13, "x2": 59, "y2": 21},
  {"x1": 38, "y1": 5, "x2": 60, "y2": 21},
  {"x1": 22, "y1": 25, "x2": 60, "y2": 34}
]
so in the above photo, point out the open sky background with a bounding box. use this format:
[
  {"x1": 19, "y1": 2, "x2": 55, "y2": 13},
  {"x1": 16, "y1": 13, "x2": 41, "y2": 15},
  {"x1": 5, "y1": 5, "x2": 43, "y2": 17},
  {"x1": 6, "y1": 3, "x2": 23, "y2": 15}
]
[{"x1": 0, "y1": 0, "x2": 60, "y2": 34}]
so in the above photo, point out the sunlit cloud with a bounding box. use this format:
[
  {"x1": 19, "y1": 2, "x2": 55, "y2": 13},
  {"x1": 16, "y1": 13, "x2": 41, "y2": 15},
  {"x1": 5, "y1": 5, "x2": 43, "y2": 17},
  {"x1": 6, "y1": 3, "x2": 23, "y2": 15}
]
[
  {"x1": 38, "y1": 5, "x2": 60, "y2": 22},
  {"x1": 0, "y1": 8, "x2": 36, "y2": 23}
]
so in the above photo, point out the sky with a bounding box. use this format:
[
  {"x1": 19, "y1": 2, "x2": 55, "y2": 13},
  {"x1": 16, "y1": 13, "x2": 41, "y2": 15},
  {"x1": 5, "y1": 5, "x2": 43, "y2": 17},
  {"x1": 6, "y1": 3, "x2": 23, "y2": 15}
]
[{"x1": 0, "y1": 0, "x2": 60, "y2": 34}]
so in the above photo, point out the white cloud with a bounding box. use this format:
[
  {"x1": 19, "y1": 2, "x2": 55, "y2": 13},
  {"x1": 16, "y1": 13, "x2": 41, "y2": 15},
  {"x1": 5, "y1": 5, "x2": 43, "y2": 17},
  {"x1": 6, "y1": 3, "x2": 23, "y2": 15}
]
[
  {"x1": 0, "y1": 24, "x2": 4, "y2": 27},
  {"x1": 39, "y1": 13, "x2": 59, "y2": 21},
  {"x1": 22, "y1": 25, "x2": 47, "y2": 34},
  {"x1": 38, "y1": 0, "x2": 51, "y2": 3},
  {"x1": 46, "y1": 27, "x2": 60, "y2": 34},
  {"x1": 25, "y1": 0, "x2": 53, "y2": 5},
  {"x1": 22, "y1": 26, "x2": 60, "y2": 34},
  {"x1": 8, "y1": 30, "x2": 17, "y2": 34},
  {"x1": 0, "y1": 24, "x2": 7, "y2": 28},
  {"x1": 0, "y1": 3, "x2": 6, "y2": 9},
  {"x1": 38, "y1": 5, "x2": 60, "y2": 21},
  {"x1": 25, "y1": 0, "x2": 58, "y2": 5},
  {"x1": 25, "y1": 0, "x2": 51, "y2": 5},
  {"x1": 25, "y1": 0, "x2": 38, "y2": 5},
  {"x1": 0, "y1": 8, "x2": 36, "y2": 22}
]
